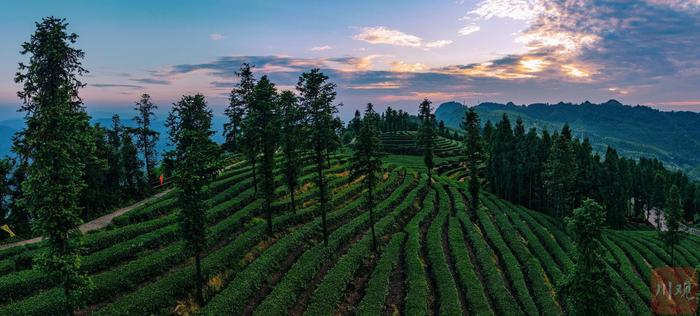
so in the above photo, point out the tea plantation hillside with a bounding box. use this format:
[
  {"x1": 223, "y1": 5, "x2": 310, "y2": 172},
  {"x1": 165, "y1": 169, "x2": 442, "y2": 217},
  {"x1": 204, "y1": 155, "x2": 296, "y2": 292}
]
[
  {"x1": 0, "y1": 153, "x2": 698, "y2": 315},
  {"x1": 380, "y1": 131, "x2": 462, "y2": 157}
]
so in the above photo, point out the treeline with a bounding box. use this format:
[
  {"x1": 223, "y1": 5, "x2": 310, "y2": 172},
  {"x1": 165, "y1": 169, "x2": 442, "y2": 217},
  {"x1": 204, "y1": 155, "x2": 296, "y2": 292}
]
[
  {"x1": 0, "y1": 45, "x2": 163, "y2": 238},
  {"x1": 480, "y1": 113, "x2": 700, "y2": 228},
  {"x1": 0, "y1": 95, "x2": 162, "y2": 237}
]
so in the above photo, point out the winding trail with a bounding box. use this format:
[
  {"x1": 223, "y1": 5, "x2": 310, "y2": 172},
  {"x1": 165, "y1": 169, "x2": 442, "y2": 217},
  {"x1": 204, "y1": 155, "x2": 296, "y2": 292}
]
[{"x1": 0, "y1": 189, "x2": 173, "y2": 250}]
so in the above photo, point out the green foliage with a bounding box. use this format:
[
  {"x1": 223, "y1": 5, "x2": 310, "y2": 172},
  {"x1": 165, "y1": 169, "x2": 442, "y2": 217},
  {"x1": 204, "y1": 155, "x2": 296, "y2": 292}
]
[
  {"x1": 355, "y1": 233, "x2": 405, "y2": 316},
  {"x1": 428, "y1": 184, "x2": 463, "y2": 315},
  {"x1": 297, "y1": 68, "x2": 338, "y2": 245},
  {"x1": 416, "y1": 98, "x2": 436, "y2": 179},
  {"x1": 462, "y1": 108, "x2": 485, "y2": 217},
  {"x1": 279, "y1": 90, "x2": 304, "y2": 213},
  {"x1": 15, "y1": 16, "x2": 95, "y2": 313},
  {"x1": 351, "y1": 103, "x2": 385, "y2": 251},
  {"x1": 663, "y1": 184, "x2": 684, "y2": 265},
  {"x1": 167, "y1": 93, "x2": 220, "y2": 304},
  {"x1": 560, "y1": 198, "x2": 616, "y2": 316},
  {"x1": 404, "y1": 188, "x2": 435, "y2": 316},
  {"x1": 132, "y1": 93, "x2": 160, "y2": 186}
]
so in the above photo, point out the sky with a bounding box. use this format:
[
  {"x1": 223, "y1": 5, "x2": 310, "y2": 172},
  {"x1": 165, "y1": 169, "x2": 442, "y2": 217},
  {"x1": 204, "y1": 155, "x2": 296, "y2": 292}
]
[{"x1": 1, "y1": 0, "x2": 700, "y2": 120}]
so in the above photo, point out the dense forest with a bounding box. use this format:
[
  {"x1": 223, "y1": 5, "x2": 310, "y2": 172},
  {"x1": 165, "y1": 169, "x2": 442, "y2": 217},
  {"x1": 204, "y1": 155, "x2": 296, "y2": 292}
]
[{"x1": 0, "y1": 16, "x2": 699, "y2": 316}]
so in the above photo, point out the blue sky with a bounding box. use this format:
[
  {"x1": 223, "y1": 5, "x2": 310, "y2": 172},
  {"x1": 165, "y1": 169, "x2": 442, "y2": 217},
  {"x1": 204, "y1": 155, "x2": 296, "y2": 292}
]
[{"x1": 1, "y1": 0, "x2": 700, "y2": 120}]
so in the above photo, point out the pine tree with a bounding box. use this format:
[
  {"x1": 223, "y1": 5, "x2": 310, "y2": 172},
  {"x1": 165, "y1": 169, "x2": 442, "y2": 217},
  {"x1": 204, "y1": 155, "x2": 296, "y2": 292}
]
[
  {"x1": 133, "y1": 93, "x2": 159, "y2": 188},
  {"x1": 297, "y1": 68, "x2": 337, "y2": 245},
  {"x1": 560, "y1": 198, "x2": 615, "y2": 315},
  {"x1": 602, "y1": 147, "x2": 626, "y2": 229},
  {"x1": 544, "y1": 128, "x2": 577, "y2": 219},
  {"x1": 121, "y1": 130, "x2": 146, "y2": 197},
  {"x1": 252, "y1": 76, "x2": 279, "y2": 236},
  {"x1": 349, "y1": 109, "x2": 362, "y2": 137},
  {"x1": 167, "y1": 94, "x2": 219, "y2": 306},
  {"x1": 223, "y1": 63, "x2": 254, "y2": 152},
  {"x1": 461, "y1": 108, "x2": 484, "y2": 219},
  {"x1": 106, "y1": 115, "x2": 125, "y2": 201},
  {"x1": 15, "y1": 17, "x2": 94, "y2": 315},
  {"x1": 351, "y1": 103, "x2": 384, "y2": 252},
  {"x1": 663, "y1": 185, "x2": 684, "y2": 266},
  {"x1": 236, "y1": 64, "x2": 260, "y2": 194},
  {"x1": 513, "y1": 117, "x2": 527, "y2": 204},
  {"x1": 80, "y1": 124, "x2": 109, "y2": 216},
  {"x1": 279, "y1": 90, "x2": 303, "y2": 213},
  {"x1": 417, "y1": 98, "x2": 436, "y2": 181}
]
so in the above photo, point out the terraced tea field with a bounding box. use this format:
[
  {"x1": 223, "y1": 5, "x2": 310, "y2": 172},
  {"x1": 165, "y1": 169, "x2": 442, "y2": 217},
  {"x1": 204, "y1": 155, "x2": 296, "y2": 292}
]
[
  {"x1": 0, "y1": 154, "x2": 698, "y2": 315},
  {"x1": 380, "y1": 131, "x2": 463, "y2": 157}
]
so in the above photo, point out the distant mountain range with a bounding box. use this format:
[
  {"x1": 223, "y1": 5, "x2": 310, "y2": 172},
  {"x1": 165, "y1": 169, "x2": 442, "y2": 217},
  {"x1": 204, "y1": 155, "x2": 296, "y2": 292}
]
[
  {"x1": 435, "y1": 100, "x2": 700, "y2": 179},
  {"x1": 0, "y1": 114, "x2": 227, "y2": 161}
]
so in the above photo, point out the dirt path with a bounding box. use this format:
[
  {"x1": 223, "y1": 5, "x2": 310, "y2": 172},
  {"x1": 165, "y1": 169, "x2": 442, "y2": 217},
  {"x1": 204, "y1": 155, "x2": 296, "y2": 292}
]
[{"x1": 0, "y1": 189, "x2": 173, "y2": 250}]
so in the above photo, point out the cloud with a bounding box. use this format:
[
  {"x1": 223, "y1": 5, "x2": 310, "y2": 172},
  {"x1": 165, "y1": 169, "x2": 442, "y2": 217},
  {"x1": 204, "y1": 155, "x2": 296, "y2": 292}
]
[
  {"x1": 130, "y1": 78, "x2": 171, "y2": 85},
  {"x1": 424, "y1": 40, "x2": 453, "y2": 48},
  {"x1": 390, "y1": 61, "x2": 428, "y2": 73},
  {"x1": 91, "y1": 83, "x2": 143, "y2": 89},
  {"x1": 311, "y1": 45, "x2": 333, "y2": 51},
  {"x1": 458, "y1": 25, "x2": 481, "y2": 36},
  {"x1": 467, "y1": 0, "x2": 544, "y2": 21},
  {"x1": 352, "y1": 26, "x2": 452, "y2": 49},
  {"x1": 353, "y1": 26, "x2": 422, "y2": 47},
  {"x1": 209, "y1": 33, "x2": 225, "y2": 41}
]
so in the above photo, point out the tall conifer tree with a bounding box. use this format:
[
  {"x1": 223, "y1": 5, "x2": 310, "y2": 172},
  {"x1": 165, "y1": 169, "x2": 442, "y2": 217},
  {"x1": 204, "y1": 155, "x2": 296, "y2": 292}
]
[
  {"x1": 252, "y1": 76, "x2": 279, "y2": 235},
  {"x1": 167, "y1": 94, "x2": 219, "y2": 306},
  {"x1": 279, "y1": 90, "x2": 303, "y2": 213},
  {"x1": 15, "y1": 17, "x2": 94, "y2": 315},
  {"x1": 560, "y1": 198, "x2": 615, "y2": 315},
  {"x1": 663, "y1": 184, "x2": 684, "y2": 266},
  {"x1": 133, "y1": 93, "x2": 159, "y2": 187},
  {"x1": 297, "y1": 68, "x2": 337, "y2": 245},
  {"x1": 351, "y1": 103, "x2": 384, "y2": 252},
  {"x1": 417, "y1": 98, "x2": 436, "y2": 181},
  {"x1": 462, "y1": 108, "x2": 484, "y2": 219}
]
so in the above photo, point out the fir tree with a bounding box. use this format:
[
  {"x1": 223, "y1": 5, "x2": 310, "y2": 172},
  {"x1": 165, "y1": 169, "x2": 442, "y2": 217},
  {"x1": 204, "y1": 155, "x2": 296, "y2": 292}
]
[
  {"x1": 15, "y1": 17, "x2": 94, "y2": 315},
  {"x1": 106, "y1": 115, "x2": 124, "y2": 201},
  {"x1": 544, "y1": 128, "x2": 577, "y2": 219},
  {"x1": 461, "y1": 108, "x2": 484, "y2": 219},
  {"x1": 167, "y1": 94, "x2": 219, "y2": 306},
  {"x1": 663, "y1": 185, "x2": 684, "y2": 266},
  {"x1": 236, "y1": 64, "x2": 260, "y2": 194},
  {"x1": 279, "y1": 90, "x2": 303, "y2": 213},
  {"x1": 121, "y1": 130, "x2": 146, "y2": 197},
  {"x1": 351, "y1": 103, "x2": 384, "y2": 252},
  {"x1": 560, "y1": 198, "x2": 615, "y2": 315},
  {"x1": 252, "y1": 76, "x2": 279, "y2": 236},
  {"x1": 133, "y1": 93, "x2": 159, "y2": 187},
  {"x1": 297, "y1": 68, "x2": 337, "y2": 245},
  {"x1": 223, "y1": 63, "x2": 255, "y2": 152},
  {"x1": 417, "y1": 98, "x2": 436, "y2": 181}
]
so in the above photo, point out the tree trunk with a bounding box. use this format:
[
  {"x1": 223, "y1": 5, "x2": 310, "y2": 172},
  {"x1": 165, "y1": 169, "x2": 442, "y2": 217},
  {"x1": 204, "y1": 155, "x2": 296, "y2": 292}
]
[{"x1": 195, "y1": 252, "x2": 203, "y2": 306}]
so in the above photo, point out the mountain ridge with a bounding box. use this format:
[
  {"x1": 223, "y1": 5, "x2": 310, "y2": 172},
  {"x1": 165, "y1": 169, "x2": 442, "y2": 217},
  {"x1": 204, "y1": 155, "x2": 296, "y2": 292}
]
[{"x1": 434, "y1": 100, "x2": 700, "y2": 178}]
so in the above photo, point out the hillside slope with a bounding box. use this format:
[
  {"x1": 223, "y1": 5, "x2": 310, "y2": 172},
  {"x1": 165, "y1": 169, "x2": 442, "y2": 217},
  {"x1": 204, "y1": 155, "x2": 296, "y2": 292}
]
[
  {"x1": 0, "y1": 154, "x2": 697, "y2": 315},
  {"x1": 435, "y1": 100, "x2": 700, "y2": 178}
]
